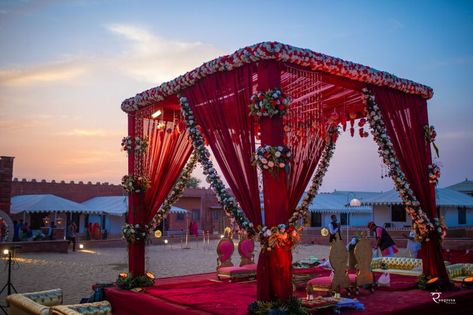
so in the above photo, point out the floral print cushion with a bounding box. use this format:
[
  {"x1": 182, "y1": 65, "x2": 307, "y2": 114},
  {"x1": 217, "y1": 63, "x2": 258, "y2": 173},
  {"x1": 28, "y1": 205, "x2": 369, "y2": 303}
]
[
  {"x1": 51, "y1": 301, "x2": 112, "y2": 315},
  {"x1": 24, "y1": 288, "x2": 63, "y2": 307},
  {"x1": 447, "y1": 263, "x2": 473, "y2": 281},
  {"x1": 371, "y1": 257, "x2": 422, "y2": 271}
]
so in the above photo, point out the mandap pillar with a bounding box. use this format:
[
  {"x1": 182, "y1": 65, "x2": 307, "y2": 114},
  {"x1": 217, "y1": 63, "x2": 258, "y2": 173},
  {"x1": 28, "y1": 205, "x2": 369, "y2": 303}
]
[
  {"x1": 256, "y1": 60, "x2": 293, "y2": 301},
  {"x1": 127, "y1": 114, "x2": 146, "y2": 276}
]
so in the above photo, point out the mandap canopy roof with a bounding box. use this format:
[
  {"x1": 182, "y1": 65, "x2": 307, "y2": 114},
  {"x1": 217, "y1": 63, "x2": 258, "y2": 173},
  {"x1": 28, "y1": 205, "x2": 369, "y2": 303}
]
[{"x1": 121, "y1": 41, "x2": 432, "y2": 117}]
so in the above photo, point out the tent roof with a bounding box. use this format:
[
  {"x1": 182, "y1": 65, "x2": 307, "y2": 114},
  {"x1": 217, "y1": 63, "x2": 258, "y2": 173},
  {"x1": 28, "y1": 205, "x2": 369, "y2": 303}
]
[
  {"x1": 122, "y1": 41, "x2": 433, "y2": 113},
  {"x1": 307, "y1": 191, "x2": 375, "y2": 213},
  {"x1": 445, "y1": 179, "x2": 473, "y2": 193},
  {"x1": 81, "y1": 196, "x2": 190, "y2": 215},
  {"x1": 11, "y1": 194, "x2": 89, "y2": 214},
  {"x1": 362, "y1": 188, "x2": 473, "y2": 207},
  {"x1": 82, "y1": 196, "x2": 128, "y2": 216}
]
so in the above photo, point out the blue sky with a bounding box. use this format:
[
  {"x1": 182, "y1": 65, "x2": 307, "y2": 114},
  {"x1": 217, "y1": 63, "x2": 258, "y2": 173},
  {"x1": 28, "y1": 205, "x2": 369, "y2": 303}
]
[{"x1": 0, "y1": 0, "x2": 472, "y2": 191}]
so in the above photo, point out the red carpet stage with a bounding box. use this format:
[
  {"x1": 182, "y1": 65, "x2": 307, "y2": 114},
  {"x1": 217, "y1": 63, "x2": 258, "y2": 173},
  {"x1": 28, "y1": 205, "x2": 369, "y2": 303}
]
[{"x1": 105, "y1": 273, "x2": 472, "y2": 315}]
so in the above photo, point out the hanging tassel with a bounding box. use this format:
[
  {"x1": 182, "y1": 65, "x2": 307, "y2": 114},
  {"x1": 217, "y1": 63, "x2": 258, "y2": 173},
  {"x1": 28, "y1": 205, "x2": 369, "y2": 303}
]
[{"x1": 341, "y1": 114, "x2": 347, "y2": 132}]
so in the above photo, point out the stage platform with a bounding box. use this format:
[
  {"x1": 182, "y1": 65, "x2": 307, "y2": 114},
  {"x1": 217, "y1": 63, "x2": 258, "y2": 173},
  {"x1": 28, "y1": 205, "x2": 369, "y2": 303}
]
[{"x1": 104, "y1": 272, "x2": 472, "y2": 315}]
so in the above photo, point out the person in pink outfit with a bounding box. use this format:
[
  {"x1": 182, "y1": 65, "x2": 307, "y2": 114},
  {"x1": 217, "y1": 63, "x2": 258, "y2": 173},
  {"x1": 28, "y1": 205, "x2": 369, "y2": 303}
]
[{"x1": 368, "y1": 221, "x2": 398, "y2": 257}]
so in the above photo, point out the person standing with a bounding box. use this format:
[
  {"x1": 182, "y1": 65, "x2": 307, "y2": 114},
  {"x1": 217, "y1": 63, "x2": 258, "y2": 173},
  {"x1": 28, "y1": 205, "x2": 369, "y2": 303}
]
[
  {"x1": 403, "y1": 223, "x2": 421, "y2": 258},
  {"x1": 328, "y1": 214, "x2": 342, "y2": 243},
  {"x1": 0, "y1": 219, "x2": 6, "y2": 242},
  {"x1": 368, "y1": 221, "x2": 398, "y2": 257},
  {"x1": 68, "y1": 222, "x2": 78, "y2": 251},
  {"x1": 13, "y1": 220, "x2": 20, "y2": 242}
]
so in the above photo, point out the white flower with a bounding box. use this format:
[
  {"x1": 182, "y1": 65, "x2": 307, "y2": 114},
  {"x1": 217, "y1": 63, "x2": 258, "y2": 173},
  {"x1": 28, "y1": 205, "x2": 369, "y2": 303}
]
[{"x1": 275, "y1": 151, "x2": 281, "y2": 157}]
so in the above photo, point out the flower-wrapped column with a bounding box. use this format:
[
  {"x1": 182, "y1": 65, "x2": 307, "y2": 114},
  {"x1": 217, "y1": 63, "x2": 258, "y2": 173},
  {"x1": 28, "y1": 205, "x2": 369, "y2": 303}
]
[
  {"x1": 257, "y1": 60, "x2": 293, "y2": 302},
  {"x1": 127, "y1": 114, "x2": 146, "y2": 277}
]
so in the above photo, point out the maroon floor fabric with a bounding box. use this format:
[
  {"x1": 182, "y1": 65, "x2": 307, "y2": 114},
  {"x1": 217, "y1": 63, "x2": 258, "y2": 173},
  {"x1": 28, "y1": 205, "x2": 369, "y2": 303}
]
[
  {"x1": 372, "y1": 272, "x2": 418, "y2": 291},
  {"x1": 105, "y1": 272, "x2": 472, "y2": 315}
]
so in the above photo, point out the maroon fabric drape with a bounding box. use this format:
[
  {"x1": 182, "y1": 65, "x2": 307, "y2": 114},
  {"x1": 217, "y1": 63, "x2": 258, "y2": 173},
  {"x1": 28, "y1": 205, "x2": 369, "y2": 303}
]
[
  {"x1": 143, "y1": 120, "x2": 193, "y2": 223},
  {"x1": 183, "y1": 64, "x2": 262, "y2": 226},
  {"x1": 371, "y1": 86, "x2": 449, "y2": 281},
  {"x1": 128, "y1": 118, "x2": 192, "y2": 277},
  {"x1": 286, "y1": 133, "x2": 326, "y2": 211}
]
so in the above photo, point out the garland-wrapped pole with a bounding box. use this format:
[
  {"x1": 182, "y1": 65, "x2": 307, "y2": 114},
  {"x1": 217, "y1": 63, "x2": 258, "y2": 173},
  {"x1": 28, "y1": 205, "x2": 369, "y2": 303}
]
[{"x1": 126, "y1": 113, "x2": 146, "y2": 277}]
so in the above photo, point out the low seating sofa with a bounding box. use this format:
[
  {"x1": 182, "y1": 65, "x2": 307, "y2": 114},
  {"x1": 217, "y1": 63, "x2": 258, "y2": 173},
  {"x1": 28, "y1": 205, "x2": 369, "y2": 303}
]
[
  {"x1": 50, "y1": 301, "x2": 112, "y2": 315},
  {"x1": 370, "y1": 257, "x2": 423, "y2": 277},
  {"x1": 7, "y1": 288, "x2": 63, "y2": 315},
  {"x1": 446, "y1": 263, "x2": 473, "y2": 282}
]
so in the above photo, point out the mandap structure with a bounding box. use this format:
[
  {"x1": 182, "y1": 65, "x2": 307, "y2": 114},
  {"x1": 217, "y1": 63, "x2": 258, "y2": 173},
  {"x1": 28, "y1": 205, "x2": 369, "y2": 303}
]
[{"x1": 120, "y1": 41, "x2": 448, "y2": 302}]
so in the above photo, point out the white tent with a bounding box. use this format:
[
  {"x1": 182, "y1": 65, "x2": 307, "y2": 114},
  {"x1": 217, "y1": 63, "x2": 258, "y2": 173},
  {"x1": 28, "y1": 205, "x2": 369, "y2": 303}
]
[
  {"x1": 81, "y1": 196, "x2": 189, "y2": 215},
  {"x1": 362, "y1": 188, "x2": 473, "y2": 207},
  {"x1": 307, "y1": 191, "x2": 375, "y2": 213},
  {"x1": 11, "y1": 194, "x2": 90, "y2": 214}
]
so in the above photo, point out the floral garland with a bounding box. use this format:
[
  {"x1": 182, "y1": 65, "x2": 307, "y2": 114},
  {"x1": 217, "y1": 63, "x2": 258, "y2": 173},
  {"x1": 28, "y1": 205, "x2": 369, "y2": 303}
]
[
  {"x1": 433, "y1": 217, "x2": 447, "y2": 240},
  {"x1": 428, "y1": 164, "x2": 441, "y2": 185},
  {"x1": 121, "y1": 136, "x2": 149, "y2": 154},
  {"x1": 249, "y1": 89, "x2": 290, "y2": 117},
  {"x1": 424, "y1": 125, "x2": 439, "y2": 158},
  {"x1": 252, "y1": 145, "x2": 291, "y2": 172},
  {"x1": 122, "y1": 223, "x2": 148, "y2": 243},
  {"x1": 363, "y1": 89, "x2": 435, "y2": 241},
  {"x1": 146, "y1": 152, "x2": 198, "y2": 231},
  {"x1": 122, "y1": 42, "x2": 432, "y2": 113},
  {"x1": 259, "y1": 224, "x2": 303, "y2": 251},
  {"x1": 121, "y1": 175, "x2": 150, "y2": 193},
  {"x1": 248, "y1": 296, "x2": 308, "y2": 315},
  {"x1": 179, "y1": 95, "x2": 256, "y2": 236},
  {"x1": 116, "y1": 272, "x2": 155, "y2": 290},
  {"x1": 288, "y1": 126, "x2": 338, "y2": 226}
]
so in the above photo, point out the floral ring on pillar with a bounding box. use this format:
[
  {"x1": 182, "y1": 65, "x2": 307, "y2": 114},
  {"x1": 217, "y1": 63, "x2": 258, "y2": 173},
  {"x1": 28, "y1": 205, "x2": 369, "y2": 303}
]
[
  {"x1": 121, "y1": 175, "x2": 151, "y2": 193},
  {"x1": 249, "y1": 89, "x2": 290, "y2": 118},
  {"x1": 252, "y1": 145, "x2": 291, "y2": 173}
]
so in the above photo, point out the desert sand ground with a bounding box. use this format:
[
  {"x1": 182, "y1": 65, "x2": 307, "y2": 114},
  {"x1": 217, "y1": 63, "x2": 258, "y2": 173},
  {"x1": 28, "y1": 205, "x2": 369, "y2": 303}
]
[{"x1": 0, "y1": 240, "x2": 408, "y2": 306}]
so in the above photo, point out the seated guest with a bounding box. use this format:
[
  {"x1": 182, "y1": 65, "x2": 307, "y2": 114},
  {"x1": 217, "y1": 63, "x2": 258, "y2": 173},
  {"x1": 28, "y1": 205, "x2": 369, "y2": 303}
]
[{"x1": 368, "y1": 221, "x2": 398, "y2": 257}]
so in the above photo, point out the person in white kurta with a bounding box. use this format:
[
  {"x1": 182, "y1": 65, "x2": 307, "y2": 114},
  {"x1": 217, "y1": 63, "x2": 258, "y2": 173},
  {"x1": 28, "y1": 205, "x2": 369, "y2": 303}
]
[{"x1": 404, "y1": 226, "x2": 421, "y2": 258}]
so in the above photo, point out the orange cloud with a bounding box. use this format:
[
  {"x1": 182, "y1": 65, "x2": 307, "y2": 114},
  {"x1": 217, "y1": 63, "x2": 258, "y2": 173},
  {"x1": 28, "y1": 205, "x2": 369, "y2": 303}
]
[
  {"x1": 0, "y1": 62, "x2": 87, "y2": 86},
  {"x1": 57, "y1": 129, "x2": 122, "y2": 137}
]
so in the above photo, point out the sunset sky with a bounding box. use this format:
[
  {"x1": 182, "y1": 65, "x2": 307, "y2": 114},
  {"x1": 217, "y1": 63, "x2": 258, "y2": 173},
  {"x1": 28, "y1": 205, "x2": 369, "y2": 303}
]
[{"x1": 1, "y1": 0, "x2": 472, "y2": 192}]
